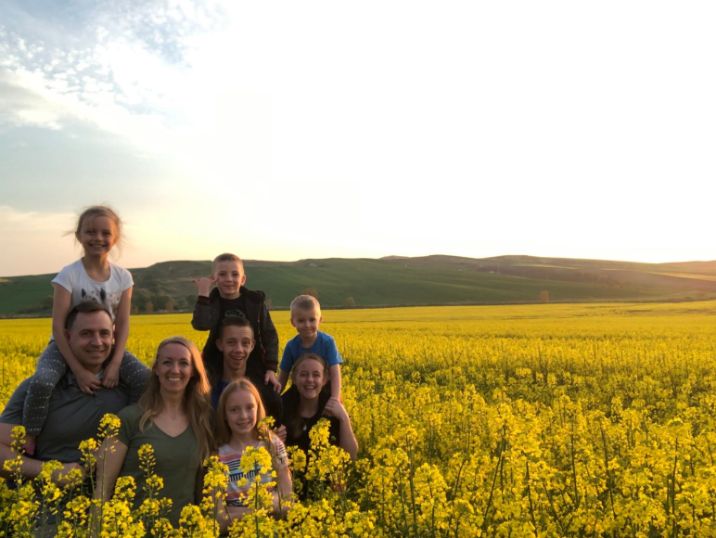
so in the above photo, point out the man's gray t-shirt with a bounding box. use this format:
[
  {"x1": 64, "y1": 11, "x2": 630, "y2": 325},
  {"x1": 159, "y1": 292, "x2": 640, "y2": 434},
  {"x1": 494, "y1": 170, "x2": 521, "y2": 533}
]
[{"x1": 0, "y1": 374, "x2": 130, "y2": 462}]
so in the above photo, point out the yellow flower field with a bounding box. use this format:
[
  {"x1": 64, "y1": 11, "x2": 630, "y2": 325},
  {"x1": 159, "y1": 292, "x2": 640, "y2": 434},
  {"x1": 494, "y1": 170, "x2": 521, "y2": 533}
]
[{"x1": 2, "y1": 301, "x2": 716, "y2": 536}]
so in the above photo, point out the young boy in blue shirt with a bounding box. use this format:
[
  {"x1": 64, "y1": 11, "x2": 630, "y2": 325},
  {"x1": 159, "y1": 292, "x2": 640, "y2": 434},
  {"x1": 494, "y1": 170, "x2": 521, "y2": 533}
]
[{"x1": 277, "y1": 294, "x2": 342, "y2": 401}]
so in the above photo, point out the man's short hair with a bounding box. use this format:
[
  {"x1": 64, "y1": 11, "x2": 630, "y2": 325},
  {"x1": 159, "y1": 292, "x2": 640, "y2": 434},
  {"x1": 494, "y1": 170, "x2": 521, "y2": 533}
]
[
  {"x1": 289, "y1": 294, "x2": 321, "y2": 315},
  {"x1": 216, "y1": 311, "x2": 254, "y2": 341},
  {"x1": 65, "y1": 301, "x2": 113, "y2": 330}
]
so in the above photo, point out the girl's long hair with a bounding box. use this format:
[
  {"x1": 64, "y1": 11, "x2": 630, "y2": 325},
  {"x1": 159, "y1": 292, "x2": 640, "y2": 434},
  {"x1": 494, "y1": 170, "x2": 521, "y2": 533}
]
[
  {"x1": 73, "y1": 204, "x2": 124, "y2": 254},
  {"x1": 284, "y1": 353, "x2": 331, "y2": 442},
  {"x1": 215, "y1": 378, "x2": 266, "y2": 446},
  {"x1": 138, "y1": 336, "x2": 215, "y2": 460}
]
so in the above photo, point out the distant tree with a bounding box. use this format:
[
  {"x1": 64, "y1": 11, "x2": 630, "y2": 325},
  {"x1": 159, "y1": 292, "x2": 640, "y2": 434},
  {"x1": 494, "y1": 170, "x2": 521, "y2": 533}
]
[
  {"x1": 154, "y1": 295, "x2": 175, "y2": 312},
  {"x1": 539, "y1": 290, "x2": 550, "y2": 303},
  {"x1": 138, "y1": 273, "x2": 159, "y2": 291},
  {"x1": 343, "y1": 296, "x2": 356, "y2": 308},
  {"x1": 133, "y1": 289, "x2": 152, "y2": 313},
  {"x1": 40, "y1": 295, "x2": 54, "y2": 311}
]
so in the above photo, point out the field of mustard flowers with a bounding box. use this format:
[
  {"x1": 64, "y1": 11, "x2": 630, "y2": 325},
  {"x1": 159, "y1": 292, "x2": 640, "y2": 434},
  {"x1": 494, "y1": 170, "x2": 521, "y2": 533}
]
[{"x1": 2, "y1": 301, "x2": 716, "y2": 536}]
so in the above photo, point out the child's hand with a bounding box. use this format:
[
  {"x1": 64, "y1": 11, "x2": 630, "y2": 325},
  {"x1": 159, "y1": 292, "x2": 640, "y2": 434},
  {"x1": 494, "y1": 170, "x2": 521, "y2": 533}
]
[
  {"x1": 102, "y1": 360, "x2": 121, "y2": 388},
  {"x1": 274, "y1": 425, "x2": 287, "y2": 443},
  {"x1": 52, "y1": 462, "x2": 84, "y2": 486},
  {"x1": 74, "y1": 367, "x2": 102, "y2": 394},
  {"x1": 24, "y1": 435, "x2": 36, "y2": 456},
  {"x1": 264, "y1": 370, "x2": 281, "y2": 393},
  {"x1": 192, "y1": 276, "x2": 216, "y2": 297},
  {"x1": 323, "y1": 397, "x2": 348, "y2": 421}
]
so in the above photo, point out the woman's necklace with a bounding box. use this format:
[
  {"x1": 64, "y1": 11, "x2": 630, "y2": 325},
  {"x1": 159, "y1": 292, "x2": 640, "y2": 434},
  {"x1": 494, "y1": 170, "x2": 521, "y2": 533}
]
[{"x1": 300, "y1": 410, "x2": 315, "y2": 433}]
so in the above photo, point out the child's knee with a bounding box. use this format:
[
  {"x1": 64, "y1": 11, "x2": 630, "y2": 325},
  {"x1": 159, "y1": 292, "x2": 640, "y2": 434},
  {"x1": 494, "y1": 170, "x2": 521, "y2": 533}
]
[{"x1": 30, "y1": 367, "x2": 64, "y2": 387}]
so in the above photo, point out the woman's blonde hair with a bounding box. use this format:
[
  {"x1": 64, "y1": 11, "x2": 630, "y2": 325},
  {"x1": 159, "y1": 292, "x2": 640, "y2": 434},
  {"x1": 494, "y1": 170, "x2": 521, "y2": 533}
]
[
  {"x1": 215, "y1": 378, "x2": 267, "y2": 446},
  {"x1": 138, "y1": 336, "x2": 215, "y2": 459}
]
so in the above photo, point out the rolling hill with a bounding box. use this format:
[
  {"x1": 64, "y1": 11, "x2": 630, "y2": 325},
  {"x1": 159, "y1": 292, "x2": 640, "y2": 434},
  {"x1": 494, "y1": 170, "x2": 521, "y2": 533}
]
[{"x1": 2, "y1": 254, "x2": 716, "y2": 317}]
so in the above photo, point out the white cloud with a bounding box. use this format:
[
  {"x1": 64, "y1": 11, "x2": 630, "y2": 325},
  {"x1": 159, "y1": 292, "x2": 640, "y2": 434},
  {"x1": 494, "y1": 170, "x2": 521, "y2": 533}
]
[
  {"x1": 0, "y1": 73, "x2": 63, "y2": 130},
  {"x1": 0, "y1": 206, "x2": 79, "y2": 276},
  {"x1": 1, "y1": 0, "x2": 715, "y2": 274},
  {"x1": 0, "y1": 206, "x2": 74, "y2": 228}
]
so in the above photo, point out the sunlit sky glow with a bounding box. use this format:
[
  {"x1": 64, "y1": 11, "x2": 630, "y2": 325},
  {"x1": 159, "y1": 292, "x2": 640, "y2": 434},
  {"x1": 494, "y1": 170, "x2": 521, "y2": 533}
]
[{"x1": 1, "y1": 1, "x2": 714, "y2": 277}]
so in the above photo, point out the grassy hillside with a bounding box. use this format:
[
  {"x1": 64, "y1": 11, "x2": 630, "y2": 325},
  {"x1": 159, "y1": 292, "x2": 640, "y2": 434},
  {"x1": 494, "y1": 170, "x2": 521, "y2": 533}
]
[{"x1": 2, "y1": 254, "x2": 716, "y2": 317}]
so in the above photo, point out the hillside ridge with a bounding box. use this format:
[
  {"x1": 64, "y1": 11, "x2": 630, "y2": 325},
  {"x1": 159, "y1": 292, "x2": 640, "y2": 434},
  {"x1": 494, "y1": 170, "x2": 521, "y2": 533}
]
[{"x1": 1, "y1": 254, "x2": 716, "y2": 317}]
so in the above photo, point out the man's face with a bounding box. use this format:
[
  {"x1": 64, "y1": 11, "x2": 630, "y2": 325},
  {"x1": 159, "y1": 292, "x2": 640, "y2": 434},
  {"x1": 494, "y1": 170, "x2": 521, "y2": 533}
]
[
  {"x1": 217, "y1": 325, "x2": 255, "y2": 378},
  {"x1": 66, "y1": 311, "x2": 114, "y2": 373}
]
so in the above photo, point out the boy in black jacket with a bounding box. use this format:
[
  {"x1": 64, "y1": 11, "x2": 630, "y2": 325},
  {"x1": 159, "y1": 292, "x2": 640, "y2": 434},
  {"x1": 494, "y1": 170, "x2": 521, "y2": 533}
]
[{"x1": 192, "y1": 253, "x2": 281, "y2": 418}]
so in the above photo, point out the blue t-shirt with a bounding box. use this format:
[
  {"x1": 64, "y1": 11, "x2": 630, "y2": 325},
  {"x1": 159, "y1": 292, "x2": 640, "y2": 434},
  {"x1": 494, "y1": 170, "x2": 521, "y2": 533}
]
[{"x1": 279, "y1": 331, "x2": 343, "y2": 372}]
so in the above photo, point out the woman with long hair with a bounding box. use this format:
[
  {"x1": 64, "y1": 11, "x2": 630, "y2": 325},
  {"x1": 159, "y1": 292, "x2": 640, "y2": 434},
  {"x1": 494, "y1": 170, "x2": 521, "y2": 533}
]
[
  {"x1": 96, "y1": 336, "x2": 214, "y2": 524},
  {"x1": 279, "y1": 353, "x2": 357, "y2": 459}
]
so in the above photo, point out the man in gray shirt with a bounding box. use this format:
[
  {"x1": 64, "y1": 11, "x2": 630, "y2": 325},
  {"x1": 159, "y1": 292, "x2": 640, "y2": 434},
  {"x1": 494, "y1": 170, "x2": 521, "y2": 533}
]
[{"x1": 0, "y1": 301, "x2": 147, "y2": 481}]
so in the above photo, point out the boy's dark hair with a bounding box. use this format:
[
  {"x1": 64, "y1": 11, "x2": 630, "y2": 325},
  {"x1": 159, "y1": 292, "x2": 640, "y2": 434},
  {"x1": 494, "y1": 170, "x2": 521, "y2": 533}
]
[
  {"x1": 216, "y1": 311, "x2": 254, "y2": 341},
  {"x1": 65, "y1": 301, "x2": 113, "y2": 330}
]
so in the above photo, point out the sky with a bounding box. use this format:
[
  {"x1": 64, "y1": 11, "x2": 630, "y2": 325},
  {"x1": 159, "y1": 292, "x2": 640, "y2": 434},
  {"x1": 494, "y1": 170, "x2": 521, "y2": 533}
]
[{"x1": 1, "y1": 1, "x2": 714, "y2": 277}]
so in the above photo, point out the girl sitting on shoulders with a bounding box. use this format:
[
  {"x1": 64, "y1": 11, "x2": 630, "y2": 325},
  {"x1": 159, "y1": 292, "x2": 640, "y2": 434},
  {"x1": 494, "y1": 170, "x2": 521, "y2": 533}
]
[{"x1": 24, "y1": 205, "x2": 147, "y2": 450}]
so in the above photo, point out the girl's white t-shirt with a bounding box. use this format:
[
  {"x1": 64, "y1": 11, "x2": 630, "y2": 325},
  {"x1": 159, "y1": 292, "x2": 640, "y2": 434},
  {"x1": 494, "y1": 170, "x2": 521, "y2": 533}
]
[{"x1": 51, "y1": 259, "x2": 133, "y2": 321}]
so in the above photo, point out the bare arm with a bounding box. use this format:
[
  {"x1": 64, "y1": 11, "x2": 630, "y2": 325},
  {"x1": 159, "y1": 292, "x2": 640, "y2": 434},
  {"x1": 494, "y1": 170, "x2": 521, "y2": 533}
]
[
  {"x1": 323, "y1": 400, "x2": 358, "y2": 460},
  {"x1": 103, "y1": 287, "x2": 132, "y2": 388},
  {"x1": 52, "y1": 284, "x2": 100, "y2": 393},
  {"x1": 277, "y1": 369, "x2": 289, "y2": 392},
  {"x1": 0, "y1": 422, "x2": 43, "y2": 478},
  {"x1": 216, "y1": 497, "x2": 234, "y2": 532},
  {"x1": 272, "y1": 437, "x2": 292, "y2": 515},
  {"x1": 110, "y1": 287, "x2": 132, "y2": 363},
  {"x1": 264, "y1": 370, "x2": 281, "y2": 392},
  {"x1": 191, "y1": 280, "x2": 218, "y2": 330},
  {"x1": 0, "y1": 422, "x2": 79, "y2": 481},
  {"x1": 329, "y1": 364, "x2": 342, "y2": 401},
  {"x1": 276, "y1": 462, "x2": 292, "y2": 510},
  {"x1": 95, "y1": 436, "x2": 128, "y2": 502}
]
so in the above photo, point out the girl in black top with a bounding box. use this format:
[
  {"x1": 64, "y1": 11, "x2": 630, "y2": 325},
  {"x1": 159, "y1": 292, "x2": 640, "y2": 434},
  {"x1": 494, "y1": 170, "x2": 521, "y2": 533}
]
[{"x1": 278, "y1": 353, "x2": 357, "y2": 459}]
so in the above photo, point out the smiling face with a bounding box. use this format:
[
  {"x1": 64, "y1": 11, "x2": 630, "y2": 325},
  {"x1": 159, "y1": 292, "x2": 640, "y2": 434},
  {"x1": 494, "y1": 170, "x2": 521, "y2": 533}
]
[
  {"x1": 292, "y1": 357, "x2": 328, "y2": 400},
  {"x1": 217, "y1": 325, "x2": 255, "y2": 379},
  {"x1": 66, "y1": 310, "x2": 114, "y2": 374},
  {"x1": 224, "y1": 388, "x2": 259, "y2": 437},
  {"x1": 76, "y1": 215, "x2": 118, "y2": 258},
  {"x1": 291, "y1": 306, "x2": 322, "y2": 342},
  {"x1": 154, "y1": 342, "x2": 194, "y2": 395},
  {"x1": 213, "y1": 260, "x2": 246, "y2": 299}
]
